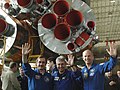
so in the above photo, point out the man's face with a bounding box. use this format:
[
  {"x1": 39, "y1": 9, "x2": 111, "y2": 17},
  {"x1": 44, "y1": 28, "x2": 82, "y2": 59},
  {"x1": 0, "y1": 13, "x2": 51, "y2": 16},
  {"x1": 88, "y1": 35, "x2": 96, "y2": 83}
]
[
  {"x1": 82, "y1": 50, "x2": 94, "y2": 65},
  {"x1": 13, "y1": 64, "x2": 18, "y2": 73},
  {"x1": 117, "y1": 71, "x2": 120, "y2": 77},
  {"x1": 19, "y1": 68, "x2": 24, "y2": 76},
  {"x1": 36, "y1": 58, "x2": 46, "y2": 70},
  {"x1": 46, "y1": 60, "x2": 54, "y2": 71},
  {"x1": 47, "y1": 60, "x2": 54, "y2": 68},
  {"x1": 56, "y1": 60, "x2": 66, "y2": 74}
]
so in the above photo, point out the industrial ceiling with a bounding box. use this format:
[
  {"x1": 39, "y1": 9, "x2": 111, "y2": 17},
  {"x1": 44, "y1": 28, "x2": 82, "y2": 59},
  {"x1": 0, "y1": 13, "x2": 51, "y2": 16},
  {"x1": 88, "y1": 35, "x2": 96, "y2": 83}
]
[
  {"x1": 86, "y1": 0, "x2": 120, "y2": 59},
  {"x1": 90, "y1": 0, "x2": 120, "y2": 42}
]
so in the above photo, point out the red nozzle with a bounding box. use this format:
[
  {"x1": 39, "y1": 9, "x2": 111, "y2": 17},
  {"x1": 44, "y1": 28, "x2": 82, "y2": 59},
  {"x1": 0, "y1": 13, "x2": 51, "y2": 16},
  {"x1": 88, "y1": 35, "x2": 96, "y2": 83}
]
[
  {"x1": 36, "y1": 0, "x2": 43, "y2": 4},
  {"x1": 17, "y1": 0, "x2": 32, "y2": 7},
  {"x1": 66, "y1": 10, "x2": 83, "y2": 27},
  {"x1": 4, "y1": 3, "x2": 10, "y2": 9},
  {"x1": 0, "y1": 18, "x2": 7, "y2": 33},
  {"x1": 87, "y1": 21, "x2": 95, "y2": 29},
  {"x1": 53, "y1": 0, "x2": 70, "y2": 16},
  {"x1": 41, "y1": 13, "x2": 57, "y2": 29},
  {"x1": 67, "y1": 42, "x2": 75, "y2": 51},
  {"x1": 54, "y1": 23, "x2": 70, "y2": 40}
]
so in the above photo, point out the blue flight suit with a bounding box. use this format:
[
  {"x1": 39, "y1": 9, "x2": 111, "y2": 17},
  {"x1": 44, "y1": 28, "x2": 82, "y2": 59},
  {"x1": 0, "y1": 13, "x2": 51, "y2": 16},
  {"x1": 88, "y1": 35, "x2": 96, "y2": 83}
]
[
  {"x1": 22, "y1": 63, "x2": 53, "y2": 90},
  {"x1": 81, "y1": 56, "x2": 117, "y2": 90},
  {"x1": 52, "y1": 69, "x2": 83, "y2": 90}
]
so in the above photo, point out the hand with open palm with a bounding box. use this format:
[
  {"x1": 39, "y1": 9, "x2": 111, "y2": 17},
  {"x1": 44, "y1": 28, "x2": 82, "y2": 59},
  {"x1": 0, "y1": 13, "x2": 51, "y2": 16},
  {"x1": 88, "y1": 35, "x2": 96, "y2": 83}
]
[
  {"x1": 67, "y1": 54, "x2": 75, "y2": 66},
  {"x1": 22, "y1": 43, "x2": 31, "y2": 63},
  {"x1": 106, "y1": 42, "x2": 117, "y2": 57}
]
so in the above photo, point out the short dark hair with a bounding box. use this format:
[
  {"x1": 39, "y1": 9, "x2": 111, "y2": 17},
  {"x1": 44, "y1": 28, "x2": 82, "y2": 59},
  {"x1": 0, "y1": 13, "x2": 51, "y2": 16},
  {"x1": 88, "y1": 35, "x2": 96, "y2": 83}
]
[
  {"x1": 9, "y1": 62, "x2": 17, "y2": 69},
  {"x1": 47, "y1": 57, "x2": 56, "y2": 64},
  {"x1": 36, "y1": 56, "x2": 46, "y2": 63}
]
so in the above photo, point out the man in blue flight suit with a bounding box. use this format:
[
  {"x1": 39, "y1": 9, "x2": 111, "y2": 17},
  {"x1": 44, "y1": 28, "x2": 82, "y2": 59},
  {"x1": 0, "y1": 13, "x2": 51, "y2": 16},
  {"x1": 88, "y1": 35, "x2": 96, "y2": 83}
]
[
  {"x1": 22, "y1": 43, "x2": 53, "y2": 90},
  {"x1": 81, "y1": 42, "x2": 117, "y2": 90},
  {"x1": 52, "y1": 55, "x2": 83, "y2": 90}
]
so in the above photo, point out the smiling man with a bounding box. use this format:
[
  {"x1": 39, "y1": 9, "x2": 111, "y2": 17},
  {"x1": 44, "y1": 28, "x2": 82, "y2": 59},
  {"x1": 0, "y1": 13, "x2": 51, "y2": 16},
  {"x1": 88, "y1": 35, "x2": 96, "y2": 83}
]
[
  {"x1": 22, "y1": 43, "x2": 53, "y2": 90},
  {"x1": 52, "y1": 55, "x2": 83, "y2": 90},
  {"x1": 81, "y1": 42, "x2": 117, "y2": 90}
]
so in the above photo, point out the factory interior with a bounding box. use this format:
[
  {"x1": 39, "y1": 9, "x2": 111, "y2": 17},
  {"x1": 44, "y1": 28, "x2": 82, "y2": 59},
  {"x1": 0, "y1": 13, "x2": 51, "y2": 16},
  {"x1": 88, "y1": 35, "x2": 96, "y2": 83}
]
[
  {"x1": 0, "y1": 0, "x2": 120, "y2": 89},
  {"x1": 0, "y1": 0, "x2": 120, "y2": 70},
  {"x1": 0, "y1": 0, "x2": 120, "y2": 90}
]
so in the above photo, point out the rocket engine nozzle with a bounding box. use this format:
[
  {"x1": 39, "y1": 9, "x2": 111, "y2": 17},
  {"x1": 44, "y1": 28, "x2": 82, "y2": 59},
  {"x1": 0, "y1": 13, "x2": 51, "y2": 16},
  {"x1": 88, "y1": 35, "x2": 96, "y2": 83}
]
[
  {"x1": 67, "y1": 42, "x2": 76, "y2": 51},
  {"x1": 0, "y1": 18, "x2": 6, "y2": 34},
  {"x1": 41, "y1": 13, "x2": 57, "y2": 29},
  {"x1": 4, "y1": 3, "x2": 20, "y2": 16},
  {"x1": 4, "y1": 3, "x2": 10, "y2": 9},
  {"x1": 66, "y1": 10, "x2": 83, "y2": 27},
  {"x1": 0, "y1": 18, "x2": 14, "y2": 37},
  {"x1": 36, "y1": 0, "x2": 43, "y2": 4},
  {"x1": 37, "y1": 0, "x2": 96, "y2": 54},
  {"x1": 54, "y1": 23, "x2": 70, "y2": 41},
  {"x1": 53, "y1": 0, "x2": 70, "y2": 16},
  {"x1": 87, "y1": 21, "x2": 95, "y2": 30},
  {"x1": 17, "y1": 0, "x2": 33, "y2": 8}
]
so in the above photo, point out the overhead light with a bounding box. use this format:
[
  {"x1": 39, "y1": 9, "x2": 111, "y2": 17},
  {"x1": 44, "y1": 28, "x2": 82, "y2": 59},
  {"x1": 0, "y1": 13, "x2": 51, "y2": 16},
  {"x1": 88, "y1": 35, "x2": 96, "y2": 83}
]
[{"x1": 110, "y1": 0, "x2": 115, "y2": 3}]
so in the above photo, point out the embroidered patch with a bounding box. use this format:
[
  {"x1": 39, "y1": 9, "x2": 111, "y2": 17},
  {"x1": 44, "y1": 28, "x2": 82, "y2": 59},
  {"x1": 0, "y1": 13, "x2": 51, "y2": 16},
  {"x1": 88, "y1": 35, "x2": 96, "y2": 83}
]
[
  {"x1": 35, "y1": 75, "x2": 41, "y2": 79},
  {"x1": 84, "y1": 72, "x2": 88, "y2": 79},
  {"x1": 90, "y1": 69, "x2": 95, "y2": 73},
  {"x1": 90, "y1": 69, "x2": 95, "y2": 76},
  {"x1": 44, "y1": 76, "x2": 50, "y2": 82},
  {"x1": 90, "y1": 72, "x2": 94, "y2": 76},
  {"x1": 84, "y1": 69, "x2": 87, "y2": 72},
  {"x1": 54, "y1": 77, "x2": 59, "y2": 81},
  {"x1": 62, "y1": 76, "x2": 66, "y2": 80}
]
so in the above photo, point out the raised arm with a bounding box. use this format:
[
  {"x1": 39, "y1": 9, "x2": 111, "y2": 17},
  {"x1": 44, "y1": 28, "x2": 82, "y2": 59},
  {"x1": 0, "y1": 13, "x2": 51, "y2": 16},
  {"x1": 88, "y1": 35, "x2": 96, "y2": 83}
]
[
  {"x1": 99, "y1": 41, "x2": 117, "y2": 73},
  {"x1": 22, "y1": 43, "x2": 36, "y2": 77},
  {"x1": 67, "y1": 54, "x2": 84, "y2": 90},
  {"x1": 67, "y1": 54, "x2": 81, "y2": 72},
  {"x1": 106, "y1": 41, "x2": 117, "y2": 57},
  {"x1": 67, "y1": 54, "x2": 75, "y2": 66},
  {"x1": 22, "y1": 43, "x2": 31, "y2": 63}
]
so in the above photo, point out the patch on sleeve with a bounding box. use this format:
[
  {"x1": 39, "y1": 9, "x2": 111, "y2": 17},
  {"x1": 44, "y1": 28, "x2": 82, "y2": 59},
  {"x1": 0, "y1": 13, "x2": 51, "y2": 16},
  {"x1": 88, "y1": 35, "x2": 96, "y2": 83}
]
[{"x1": 99, "y1": 63, "x2": 104, "y2": 65}]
